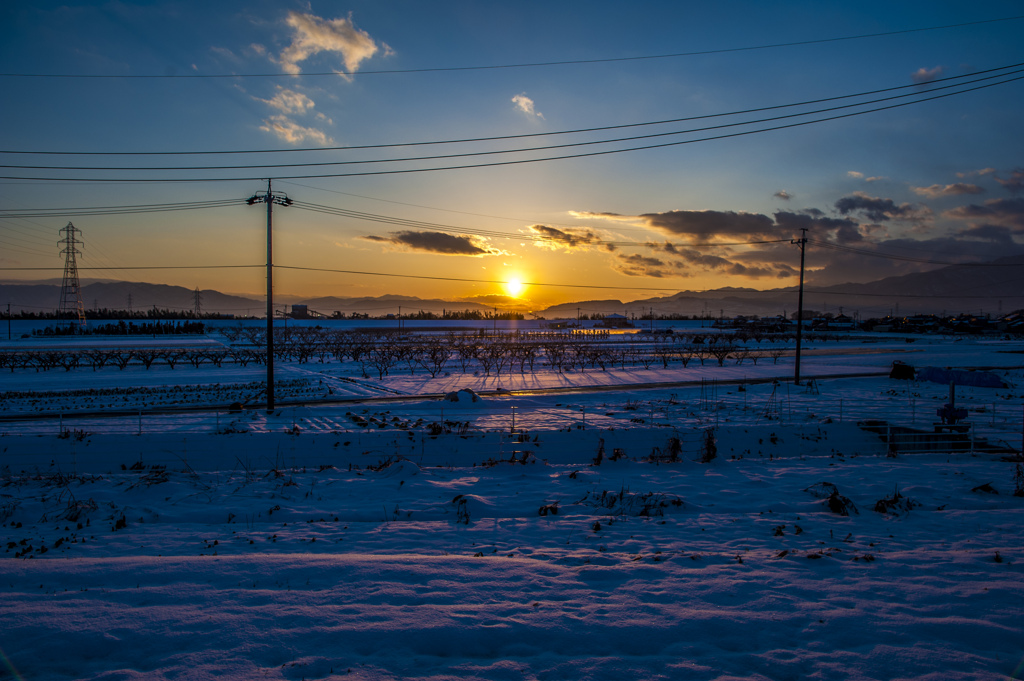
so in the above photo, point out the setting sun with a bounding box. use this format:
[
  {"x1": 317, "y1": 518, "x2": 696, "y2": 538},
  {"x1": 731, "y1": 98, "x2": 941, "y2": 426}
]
[{"x1": 504, "y1": 278, "x2": 524, "y2": 297}]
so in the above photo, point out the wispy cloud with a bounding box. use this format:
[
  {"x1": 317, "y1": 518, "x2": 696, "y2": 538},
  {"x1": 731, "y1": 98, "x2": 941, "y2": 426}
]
[
  {"x1": 613, "y1": 253, "x2": 675, "y2": 278},
  {"x1": 527, "y1": 224, "x2": 609, "y2": 251},
  {"x1": 279, "y1": 12, "x2": 379, "y2": 77},
  {"x1": 911, "y1": 66, "x2": 944, "y2": 84},
  {"x1": 957, "y1": 167, "x2": 996, "y2": 178},
  {"x1": 911, "y1": 183, "x2": 985, "y2": 198},
  {"x1": 257, "y1": 87, "x2": 316, "y2": 115},
  {"x1": 512, "y1": 93, "x2": 544, "y2": 119},
  {"x1": 259, "y1": 115, "x2": 333, "y2": 144},
  {"x1": 773, "y1": 190, "x2": 791, "y2": 200},
  {"x1": 361, "y1": 231, "x2": 500, "y2": 256},
  {"x1": 995, "y1": 168, "x2": 1024, "y2": 195}
]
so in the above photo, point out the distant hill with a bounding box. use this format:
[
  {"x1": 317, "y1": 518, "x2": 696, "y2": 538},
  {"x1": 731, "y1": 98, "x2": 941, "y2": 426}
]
[
  {"x1": 0, "y1": 281, "x2": 263, "y2": 316},
  {"x1": 538, "y1": 255, "x2": 1024, "y2": 318},
  {"x1": 4, "y1": 255, "x2": 1022, "y2": 319}
]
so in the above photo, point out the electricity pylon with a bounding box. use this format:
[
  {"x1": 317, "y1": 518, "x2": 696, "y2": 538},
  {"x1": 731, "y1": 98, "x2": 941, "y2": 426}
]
[
  {"x1": 58, "y1": 222, "x2": 86, "y2": 330},
  {"x1": 193, "y1": 286, "x2": 203, "y2": 317}
]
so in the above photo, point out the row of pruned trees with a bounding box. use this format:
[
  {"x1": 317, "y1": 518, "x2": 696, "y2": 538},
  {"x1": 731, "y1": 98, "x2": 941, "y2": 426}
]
[
  {"x1": 1, "y1": 328, "x2": 823, "y2": 375},
  {"x1": 0, "y1": 348, "x2": 264, "y2": 373}
]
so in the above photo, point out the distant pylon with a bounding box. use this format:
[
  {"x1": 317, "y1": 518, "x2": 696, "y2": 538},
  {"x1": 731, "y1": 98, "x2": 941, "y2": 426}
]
[
  {"x1": 193, "y1": 286, "x2": 203, "y2": 317},
  {"x1": 58, "y1": 222, "x2": 86, "y2": 330}
]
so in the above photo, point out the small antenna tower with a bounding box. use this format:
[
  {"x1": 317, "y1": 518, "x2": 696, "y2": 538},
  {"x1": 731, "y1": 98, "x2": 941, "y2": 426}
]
[
  {"x1": 58, "y1": 222, "x2": 86, "y2": 330},
  {"x1": 193, "y1": 286, "x2": 203, "y2": 317}
]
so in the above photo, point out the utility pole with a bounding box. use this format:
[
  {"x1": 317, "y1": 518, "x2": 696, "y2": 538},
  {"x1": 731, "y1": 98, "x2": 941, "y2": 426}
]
[
  {"x1": 6, "y1": 303, "x2": 10, "y2": 341},
  {"x1": 792, "y1": 228, "x2": 808, "y2": 385},
  {"x1": 247, "y1": 179, "x2": 293, "y2": 412}
]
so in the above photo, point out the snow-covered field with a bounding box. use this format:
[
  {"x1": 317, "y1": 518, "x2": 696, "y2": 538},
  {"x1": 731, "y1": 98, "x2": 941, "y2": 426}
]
[{"x1": 2, "y1": 330, "x2": 1024, "y2": 680}]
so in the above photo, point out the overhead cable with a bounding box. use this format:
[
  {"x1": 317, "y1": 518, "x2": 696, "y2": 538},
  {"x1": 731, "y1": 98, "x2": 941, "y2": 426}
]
[
  {"x1": 5, "y1": 68, "x2": 1023, "y2": 173},
  {"x1": 5, "y1": 73, "x2": 1022, "y2": 183},
  {"x1": 4, "y1": 62, "x2": 1021, "y2": 157}
]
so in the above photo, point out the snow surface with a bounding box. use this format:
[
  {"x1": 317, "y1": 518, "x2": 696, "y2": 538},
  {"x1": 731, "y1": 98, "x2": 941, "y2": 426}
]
[{"x1": 2, "y1": 332, "x2": 1024, "y2": 680}]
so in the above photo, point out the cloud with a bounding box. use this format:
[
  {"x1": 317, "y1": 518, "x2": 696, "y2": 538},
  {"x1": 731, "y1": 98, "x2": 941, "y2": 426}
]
[
  {"x1": 774, "y1": 211, "x2": 862, "y2": 242},
  {"x1": 725, "y1": 263, "x2": 786, "y2": 278},
  {"x1": 957, "y1": 168, "x2": 996, "y2": 178},
  {"x1": 638, "y1": 240, "x2": 796, "y2": 280},
  {"x1": 946, "y1": 198, "x2": 1024, "y2": 228},
  {"x1": 911, "y1": 183, "x2": 985, "y2": 198},
  {"x1": 463, "y1": 293, "x2": 529, "y2": 307},
  {"x1": 834, "y1": 192, "x2": 930, "y2": 223},
  {"x1": 613, "y1": 253, "x2": 675, "y2": 278},
  {"x1": 634, "y1": 210, "x2": 775, "y2": 240},
  {"x1": 512, "y1": 93, "x2": 544, "y2": 119},
  {"x1": 361, "y1": 231, "x2": 499, "y2": 256},
  {"x1": 954, "y1": 224, "x2": 1020, "y2": 243},
  {"x1": 279, "y1": 12, "x2": 379, "y2": 77},
  {"x1": 527, "y1": 224, "x2": 608, "y2": 251},
  {"x1": 569, "y1": 210, "x2": 634, "y2": 223},
  {"x1": 259, "y1": 115, "x2": 333, "y2": 144},
  {"x1": 257, "y1": 87, "x2": 316, "y2": 114},
  {"x1": 995, "y1": 168, "x2": 1024, "y2": 195},
  {"x1": 773, "y1": 190, "x2": 791, "y2": 200},
  {"x1": 847, "y1": 171, "x2": 864, "y2": 179},
  {"x1": 911, "y1": 66, "x2": 944, "y2": 84},
  {"x1": 210, "y1": 46, "x2": 238, "y2": 61}
]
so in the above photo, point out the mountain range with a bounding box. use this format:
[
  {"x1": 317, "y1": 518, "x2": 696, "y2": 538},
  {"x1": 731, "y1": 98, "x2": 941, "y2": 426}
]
[{"x1": 2, "y1": 254, "x2": 1021, "y2": 319}]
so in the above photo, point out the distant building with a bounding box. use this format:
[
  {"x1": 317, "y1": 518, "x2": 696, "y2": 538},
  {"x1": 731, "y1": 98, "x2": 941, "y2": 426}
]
[
  {"x1": 598, "y1": 313, "x2": 633, "y2": 329},
  {"x1": 290, "y1": 304, "x2": 309, "y2": 319}
]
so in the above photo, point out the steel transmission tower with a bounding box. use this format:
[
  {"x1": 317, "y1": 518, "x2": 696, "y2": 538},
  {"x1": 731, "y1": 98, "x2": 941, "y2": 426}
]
[
  {"x1": 58, "y1": 222, "x2": 86, "y2": 330},
  {"x1": 193, "y1": 286, "x2": 203, "y2": 317}
]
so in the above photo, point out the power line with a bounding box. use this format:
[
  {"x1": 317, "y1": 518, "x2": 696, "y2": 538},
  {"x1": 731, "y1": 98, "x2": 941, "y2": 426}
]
[
  {"x1": 0, "y1": 220, "x2": 57, "y2": 247},
  {"x1": 0, "y1": 265, "x2": 263, "y2": 271},
  {"x1": 274, "y1": 264, "x2": 685, "y2": 292},
  {"x1": 279, "y1": 180, "x2": 601, "y2": 232},
  {"x1": 290, "y1": 200, "x2": 792, "y2": 249},
  {"x1": 2, "y1": 15, "x2": 1021, "y2": 80},
  {"x1": 275, "y1": 264, "x2": 1024, "y2": 298},
  {"x1": 0, "y1": 198, "x2": 241, "y2": 219},
  {"x1": 6, "y1": 68, "x2": 1023, "y2": 173},
  {"x1": 5, "y1": 62, "x2": 1022, "y2": 157},
  {"x1": 5, "y1": 73, "x2": 1020, "y2": 183}
]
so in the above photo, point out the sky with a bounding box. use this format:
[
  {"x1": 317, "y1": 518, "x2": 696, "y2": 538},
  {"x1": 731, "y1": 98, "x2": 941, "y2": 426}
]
[{"x1": 1, "y1": 1, "x2": 1022, "y2": 312}]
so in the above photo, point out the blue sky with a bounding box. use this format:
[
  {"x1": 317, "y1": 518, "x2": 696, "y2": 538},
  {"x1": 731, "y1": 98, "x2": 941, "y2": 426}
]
[{"x1": 1, "y1": 1, "x2": 1022, "y2": 309}]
